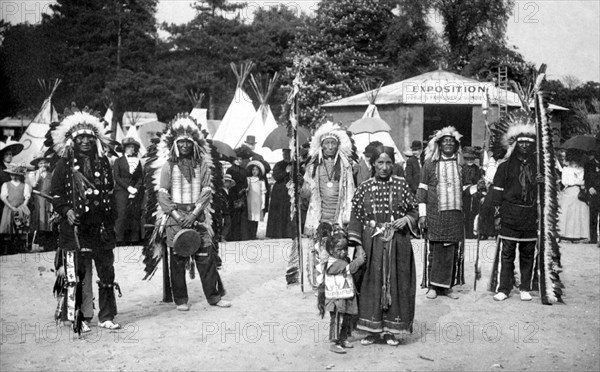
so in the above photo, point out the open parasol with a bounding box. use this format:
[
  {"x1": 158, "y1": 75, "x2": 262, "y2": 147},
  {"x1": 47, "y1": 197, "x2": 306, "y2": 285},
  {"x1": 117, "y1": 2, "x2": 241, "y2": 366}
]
[
  {"x1": 347, "y1": 117, "x2": 391, "y2": 134},
  {"x1": 262, "y1": 126, "x2": 310, "y2": 150},
  {"x1": 562, "y1": 135, "x2": 599, "y2": 152},
  {"x1": 210, "y1": 140, "x2": 236, "y2": 158}
]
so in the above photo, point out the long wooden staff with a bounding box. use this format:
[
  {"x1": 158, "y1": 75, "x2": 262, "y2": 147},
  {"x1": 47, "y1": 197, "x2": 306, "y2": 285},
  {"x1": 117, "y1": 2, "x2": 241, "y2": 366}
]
[
  {"x1": 293, "y1": 90, "x2": 304, "y2": 293},
  {"x1": 420, "y1": 236, "x2": 428, "y2": 289}
]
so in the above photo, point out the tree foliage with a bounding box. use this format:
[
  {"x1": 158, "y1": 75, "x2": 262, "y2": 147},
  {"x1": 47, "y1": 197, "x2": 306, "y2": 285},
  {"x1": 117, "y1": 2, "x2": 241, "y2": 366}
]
[
  {"x1": 0, "y1": 0, "x2": 595, "y2": 134},
  {"x1": 285, "y1": 0, "x2": 399, "y2": 127},
  {"x1": 433, "y1": 0, "x2": 514, "y2": 69}
]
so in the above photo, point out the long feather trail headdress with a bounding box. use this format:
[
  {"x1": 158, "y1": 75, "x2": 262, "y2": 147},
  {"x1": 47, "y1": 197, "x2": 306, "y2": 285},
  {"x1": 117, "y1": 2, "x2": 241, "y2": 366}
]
[{"x1": 536, "y1": 94, "x2": 564, "y2": 304}]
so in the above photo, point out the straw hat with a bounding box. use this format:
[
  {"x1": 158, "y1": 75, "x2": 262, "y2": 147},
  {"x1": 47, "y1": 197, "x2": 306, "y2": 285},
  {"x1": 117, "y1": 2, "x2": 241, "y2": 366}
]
[
  {"x1": 223, "y1": 173, "x2": 236, "y2": 187},
  {"x1": 246, "y1": 160, "x2": 265, "y2": 175},
  {"x1": 4, "y1": 164, "x2": 28, "y2": 176}
]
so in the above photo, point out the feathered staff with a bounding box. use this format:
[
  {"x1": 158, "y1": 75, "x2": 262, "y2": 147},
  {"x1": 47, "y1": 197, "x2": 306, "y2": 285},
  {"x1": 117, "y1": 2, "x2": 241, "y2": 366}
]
[
  {"x1": 533, "y1": 64, "x2": 564, "y2": 304},
  {"x1": 287, "y1": 70, "x2": 304, "y2": 292}
]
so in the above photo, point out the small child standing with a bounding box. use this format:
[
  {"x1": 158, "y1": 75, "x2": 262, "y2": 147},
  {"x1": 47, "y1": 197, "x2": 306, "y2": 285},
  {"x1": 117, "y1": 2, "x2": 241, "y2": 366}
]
[
  {"x1": 246, "y1": 160, "x2": 266, "y2": 240},
  {"x1": 318, "y1": 224, "x2": 365, "y2": 354}
]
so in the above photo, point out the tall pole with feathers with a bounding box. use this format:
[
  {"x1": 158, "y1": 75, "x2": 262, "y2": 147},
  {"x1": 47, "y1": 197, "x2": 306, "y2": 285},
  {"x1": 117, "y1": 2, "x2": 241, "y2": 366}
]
[
  {"x1": 287, "y1": 72, "x2": 304, "y2": 292},
  {"x1": 533, "y1": 64, "x2": 564, "y2": 305}
]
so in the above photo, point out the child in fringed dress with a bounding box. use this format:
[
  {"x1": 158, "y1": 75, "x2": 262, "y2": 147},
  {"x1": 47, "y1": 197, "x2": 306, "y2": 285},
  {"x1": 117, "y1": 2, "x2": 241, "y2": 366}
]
[{"x1": 317, "y1": 224, "x2": 365, "y2": 354}]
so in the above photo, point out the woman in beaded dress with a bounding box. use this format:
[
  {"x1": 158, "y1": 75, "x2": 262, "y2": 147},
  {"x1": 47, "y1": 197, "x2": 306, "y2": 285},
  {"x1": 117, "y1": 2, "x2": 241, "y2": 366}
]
[{"x1": 348, "y1": 146, "x2": 419, "y2": 346}]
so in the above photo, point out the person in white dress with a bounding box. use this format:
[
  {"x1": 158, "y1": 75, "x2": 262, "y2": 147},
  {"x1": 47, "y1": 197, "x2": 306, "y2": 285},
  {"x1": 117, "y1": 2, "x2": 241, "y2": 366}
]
[
  {"x1": 246, "y1": 160, "x2": 266, "y2": 240},
  {"x1": 558, "y1": 149, "x2": 590, "y2": 241}
]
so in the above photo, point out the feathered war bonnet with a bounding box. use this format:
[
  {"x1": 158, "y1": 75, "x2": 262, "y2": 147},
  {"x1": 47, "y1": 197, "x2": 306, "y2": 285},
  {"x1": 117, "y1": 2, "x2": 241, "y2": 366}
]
[
  {"x1": 424, "y1": 126, "x2": 463, "y2": 162},
  {"x1": 499, "y1": 113, "x2": 536, "y2": 162},
  {"x1": 308, "y1": 121, "x2": 355, "y2": 165},
  {"x1": 51, "y1": 107, "x2": 111, "y2": 158},
  {"x1": 160, "y1": 113, "x2": 208, "y2": 162}
]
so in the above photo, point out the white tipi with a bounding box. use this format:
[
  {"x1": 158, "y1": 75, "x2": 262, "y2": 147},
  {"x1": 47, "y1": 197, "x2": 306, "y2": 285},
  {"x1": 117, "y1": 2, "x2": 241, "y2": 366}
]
[
  {"x1": 13, "y1": 79, "x2": 60, "y2": 165},
  {"x1": 235, "y1": 73, "x2": 281, "y2": 163},
  {"x1": 353, "y1": 81, "x2": 401, "y2": 161},
  {"x1": 212, "y1": 62, "x2": 256, "y2": 148},
  {"x1": 124, "y1": 112, "x2": 147, "y2": 156}
]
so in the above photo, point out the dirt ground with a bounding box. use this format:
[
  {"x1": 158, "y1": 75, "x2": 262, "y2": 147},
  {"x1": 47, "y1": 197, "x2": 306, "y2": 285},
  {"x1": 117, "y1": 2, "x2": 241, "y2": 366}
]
[{"x1": 1, "y1": 222, "x2": 599, "y2": 371}]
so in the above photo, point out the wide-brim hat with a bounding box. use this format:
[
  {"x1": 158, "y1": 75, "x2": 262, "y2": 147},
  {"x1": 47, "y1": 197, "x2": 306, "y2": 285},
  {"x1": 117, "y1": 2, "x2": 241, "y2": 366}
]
[
  {"x1": 462, "y1": 146, "x2": 477, "y2": 159},
  {"x1": 0, "y1": 140, "x2": 24, "y2": 158},
  {"x1": 122, "y1": 137, "x2": 141, "y2": 149},
  {"x1": 4, "y1": 164, "x2": 28, "y2": 176},
  {"x1": 223, "y1": 173, "x2": 236, "y2": 187},
  {"x1": 30, "y1": 151, "x2": 53, "y2": 167},
  {"x1": 246, "y1": 160, "x2": 265, "y2": 175},
  {"x1": 410, "y1": 140, "x2": 423, "y2": 150}
]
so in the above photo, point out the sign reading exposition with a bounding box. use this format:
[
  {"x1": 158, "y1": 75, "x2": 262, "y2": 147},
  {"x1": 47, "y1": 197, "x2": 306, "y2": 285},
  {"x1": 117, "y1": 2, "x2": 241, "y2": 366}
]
[{"x1": 402, "y1": 81, "x2": 497, "y2": 105}]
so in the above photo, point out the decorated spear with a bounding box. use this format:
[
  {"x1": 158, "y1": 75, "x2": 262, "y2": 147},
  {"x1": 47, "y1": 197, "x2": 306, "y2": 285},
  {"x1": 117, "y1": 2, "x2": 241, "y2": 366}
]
[
  {"x1": 474, "y1": 87, "x2": 493, "y2": 291},
  {"x1": 287, "y1": 71, "x2": 304, "y2": 292}
]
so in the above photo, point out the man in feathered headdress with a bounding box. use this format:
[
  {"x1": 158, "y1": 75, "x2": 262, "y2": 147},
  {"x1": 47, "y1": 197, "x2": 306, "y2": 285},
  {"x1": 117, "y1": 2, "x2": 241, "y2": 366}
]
[
  {"x1": 50, "y1": 109, "x2": 121, "y2": 331},
  {"x1": 149, "y1": 114, "x2": 230, "y2": 311},
  {"x1": 489, "y1": 119, "x2": 539, "y2": 302},
  {"x1": 417, "y1": 126, "x2": 465, "y2": 299},
  {"x1": 290, "y1": 122, "x2": 356, "y2": 287}
]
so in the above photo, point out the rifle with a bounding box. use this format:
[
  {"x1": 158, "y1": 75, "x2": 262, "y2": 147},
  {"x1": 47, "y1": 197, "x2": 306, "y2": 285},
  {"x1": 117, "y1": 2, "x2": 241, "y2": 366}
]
[
  {"x1": 474, "y1": 219, "x2": 481, "y2": 291},
  {"x1": 420, "y1": 225, "x2": 428, "y2": 289}
]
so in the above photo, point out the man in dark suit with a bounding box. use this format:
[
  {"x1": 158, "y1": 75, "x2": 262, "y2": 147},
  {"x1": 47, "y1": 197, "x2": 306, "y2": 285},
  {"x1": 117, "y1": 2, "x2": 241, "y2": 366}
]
[
  {"x1": 404, "y1": 140, "x2": 422, "y2": 194},
  {"x1": 585, "y1": 150, "x2": 600, "y2": 244},
  {"x1": 353, "y1": 142, "x2": 380, "y2": 186},
  {"x1": 113, "y1": 137, "x2": 144, "y2": 245}
]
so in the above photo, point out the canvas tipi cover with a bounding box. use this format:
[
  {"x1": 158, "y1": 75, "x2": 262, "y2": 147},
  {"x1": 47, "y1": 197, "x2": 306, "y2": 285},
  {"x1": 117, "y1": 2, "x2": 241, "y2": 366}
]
[
  {"x1": 212, "y1": 62, "x2": 256, "y2": 148},
  {"x1": 352, "y1": 82, "x2": 402, "y2": 162},
  {"x1": 13, "y1": 80, "x2": 60, "y2": 165},
  {"x1": 234, "y1": 73, "x2": 280, "y2": 162},
  {"x1": 125, "y1": 122, "x2": 147, "y2": 156}
]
